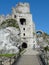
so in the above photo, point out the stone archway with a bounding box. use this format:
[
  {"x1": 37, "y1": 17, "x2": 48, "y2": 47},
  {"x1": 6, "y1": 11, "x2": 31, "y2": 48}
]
[{"x1": 22, "y1": 42, "x2": 27, "y2": 48}]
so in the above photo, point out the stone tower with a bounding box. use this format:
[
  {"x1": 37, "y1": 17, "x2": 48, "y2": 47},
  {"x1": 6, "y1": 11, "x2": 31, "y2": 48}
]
[{"x1": 12, "y1": 3, "x2": 37, "y2": 49}]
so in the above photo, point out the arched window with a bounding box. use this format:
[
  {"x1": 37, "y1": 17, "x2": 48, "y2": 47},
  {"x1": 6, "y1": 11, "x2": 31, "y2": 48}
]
[{"x1": 20, "y1": 18, "x2": 26, "y2": 25}]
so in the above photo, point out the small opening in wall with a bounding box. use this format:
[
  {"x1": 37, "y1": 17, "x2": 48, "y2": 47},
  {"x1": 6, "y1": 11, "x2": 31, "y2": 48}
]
[
  {"x1": 14, "y1": 15, "x2": 16, "y2": 18},
  {"x1": 23, "y1": 28, "x2": 25, "y2": 30},
  {"x1": 23, "y1": 33, "x2": 25, "y2": 36},
  {"x1": 20, "y1": 18, "x2": 26, "y2": 25}
]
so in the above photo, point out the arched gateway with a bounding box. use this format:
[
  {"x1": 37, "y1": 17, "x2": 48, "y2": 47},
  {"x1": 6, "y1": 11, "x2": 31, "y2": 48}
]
[{"x1": 22, "y1": 42, "x2": 27, "y2": 48}]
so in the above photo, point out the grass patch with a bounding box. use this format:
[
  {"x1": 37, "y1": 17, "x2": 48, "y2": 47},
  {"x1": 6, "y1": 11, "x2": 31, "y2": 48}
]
[
  {"x1": 0, "y1": 54, "x2": 16, "y2": 57},
  {"x1": 0, "y1": 19, "x2": 20, "y2": 29}
]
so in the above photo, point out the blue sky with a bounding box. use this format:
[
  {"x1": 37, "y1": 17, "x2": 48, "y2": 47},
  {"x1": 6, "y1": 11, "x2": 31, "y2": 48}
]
[{"x1": 0, "y1": 0, "x2": 49, "y2": 34}]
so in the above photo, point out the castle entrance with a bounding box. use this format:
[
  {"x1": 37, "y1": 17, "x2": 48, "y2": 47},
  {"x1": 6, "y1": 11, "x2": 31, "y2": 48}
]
[{"x1": 22, "y1": 42, "x2": 27, "y2": 48}]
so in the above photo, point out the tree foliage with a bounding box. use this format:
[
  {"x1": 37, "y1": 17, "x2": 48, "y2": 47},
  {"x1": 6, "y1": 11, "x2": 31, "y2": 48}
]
[{"x1": 0, "y1": 19, "x2": 19, "y2": 29}]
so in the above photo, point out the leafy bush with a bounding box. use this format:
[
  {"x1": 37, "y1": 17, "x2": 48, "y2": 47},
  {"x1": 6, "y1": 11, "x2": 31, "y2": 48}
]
[{"x1": 0, "y1": 19, "x2": 19, "y2": 29}]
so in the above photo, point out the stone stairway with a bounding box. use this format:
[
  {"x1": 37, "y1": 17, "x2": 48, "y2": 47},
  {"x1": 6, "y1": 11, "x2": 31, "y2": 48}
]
[
  {"x1": 14, "y1": 48, "x2": 43, "y2": 65},
  {"x1": 15, "y1": 55, "x2": 43, "y2": 65},
  {"x1": 23, "y1": 48, "x2": 39, "y2": 55}
]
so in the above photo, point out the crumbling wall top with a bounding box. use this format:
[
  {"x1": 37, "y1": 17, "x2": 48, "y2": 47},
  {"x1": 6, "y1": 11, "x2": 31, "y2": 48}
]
[
  {"x1": 12, "y1": 2, "x2": 30, "y2": 14},
  {"x1": 16, "y1": 2, "x2": 30, "y2": 7}
]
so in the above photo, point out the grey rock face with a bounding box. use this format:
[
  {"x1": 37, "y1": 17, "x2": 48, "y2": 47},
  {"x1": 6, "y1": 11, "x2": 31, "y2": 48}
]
[{"x1": 0, "y1": 27, "x2": 20, "y2": 54}]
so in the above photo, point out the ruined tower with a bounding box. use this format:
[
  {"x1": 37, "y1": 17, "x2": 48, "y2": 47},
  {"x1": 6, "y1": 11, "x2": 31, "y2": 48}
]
[{"x1": 12, "y1": 3, "x2": 37, "y2": 49}]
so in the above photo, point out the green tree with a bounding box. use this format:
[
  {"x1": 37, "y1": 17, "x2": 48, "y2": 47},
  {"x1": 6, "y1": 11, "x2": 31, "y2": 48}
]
[{"x1": 0, "y1": 19, "x2": 20, "y2": 29}]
